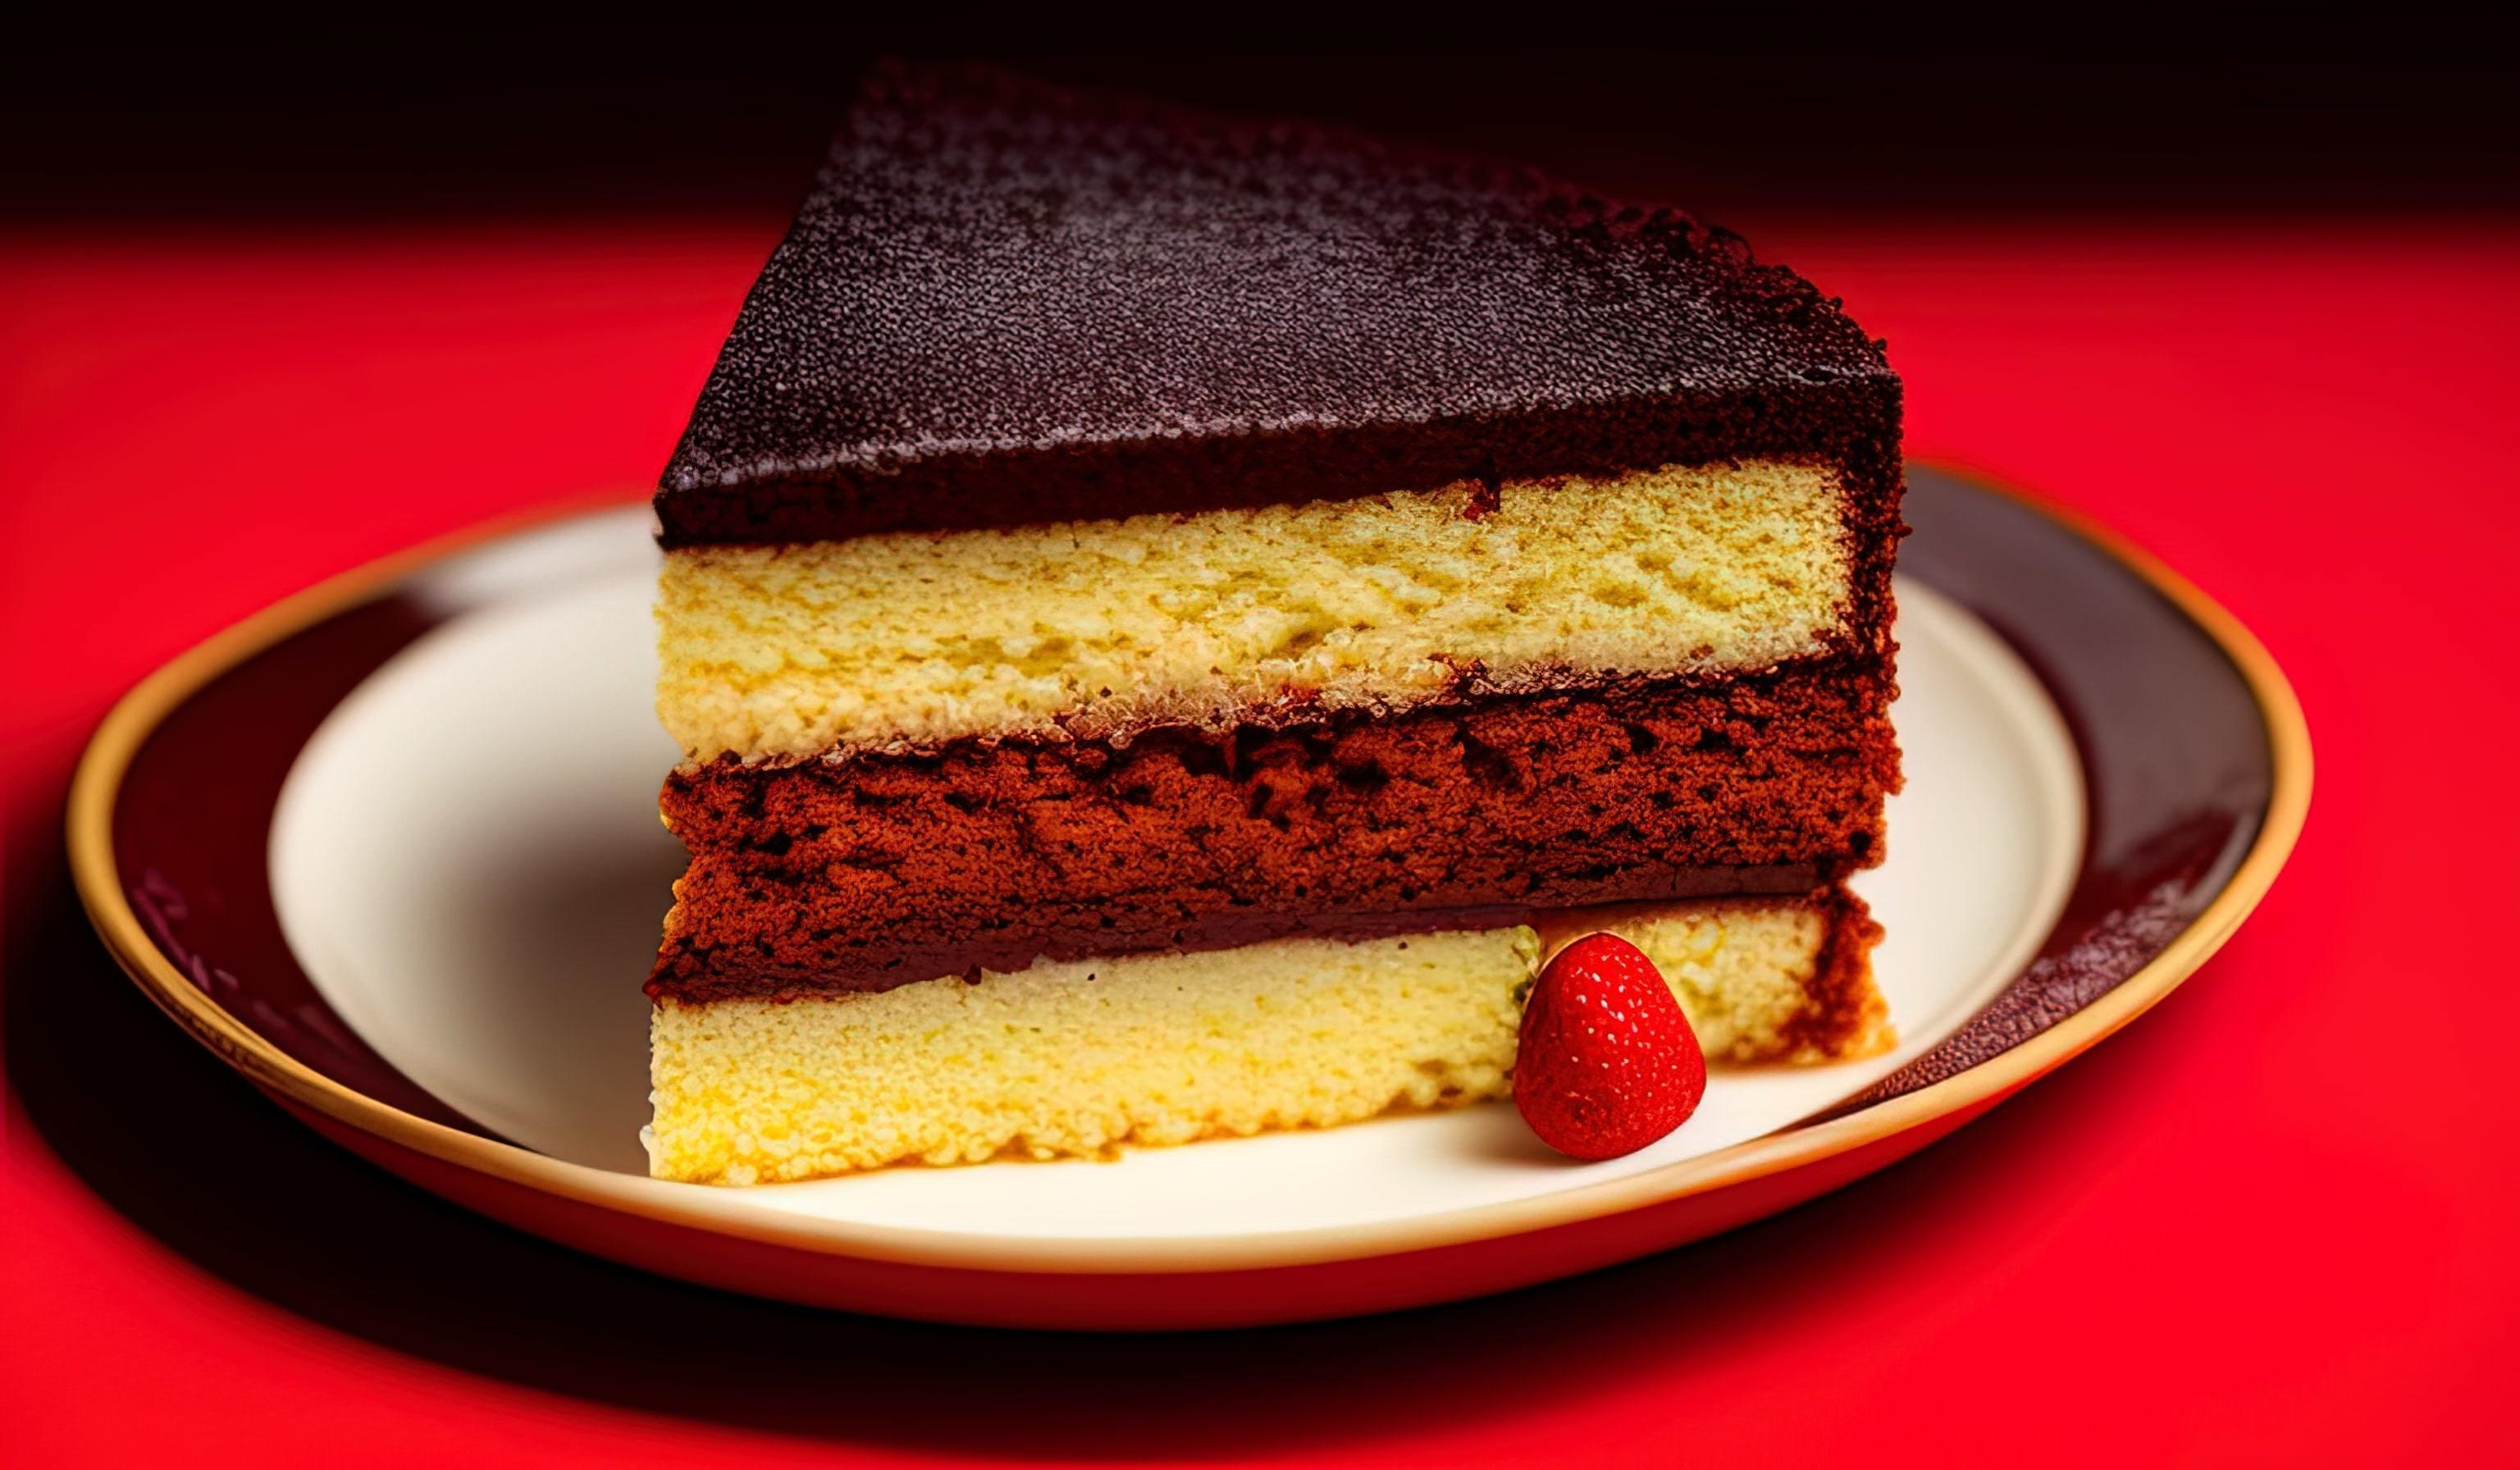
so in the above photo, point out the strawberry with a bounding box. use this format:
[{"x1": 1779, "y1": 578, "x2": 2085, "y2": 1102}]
[{"x1": 1513, "y1": 933, "x2": 1706, "y2": 1159}]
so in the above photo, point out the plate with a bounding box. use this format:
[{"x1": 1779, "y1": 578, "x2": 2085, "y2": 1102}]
[{"x1": 70, "y1": 464, "x2": 2308, "y2": 1328}]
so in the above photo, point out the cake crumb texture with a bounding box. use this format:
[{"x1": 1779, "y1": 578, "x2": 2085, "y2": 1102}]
[
  {"x1": 648, "y1": 897, "x2": 1884, "y2": 1183},
  {"x1": 657, "y1": 461, "x2": 1852, "y2": 760},
  {"x1": 650, "y1": 928, "x2": 1535, "y2": 1184},
  {"x1": 1614, "y1": 892, "x2": 1891, "y2": 1063},
  {"x1": 650, "y1": 660, "x2": 1896, "y2": 1000}
]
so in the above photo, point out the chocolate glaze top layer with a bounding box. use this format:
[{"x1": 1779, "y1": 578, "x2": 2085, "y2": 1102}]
[{"x1": 655, "y1": 61, "x2": 1900, "y2": 546}]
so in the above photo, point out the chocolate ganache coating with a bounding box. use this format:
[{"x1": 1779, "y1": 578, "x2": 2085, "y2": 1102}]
[{"x1": 654, "y1": 60, "x2": 1901, "y2": 549}]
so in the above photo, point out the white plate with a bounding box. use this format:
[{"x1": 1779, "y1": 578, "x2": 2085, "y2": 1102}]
[{"x1": 268, "y1": 507, "x2": 2082, "y2": 1240}]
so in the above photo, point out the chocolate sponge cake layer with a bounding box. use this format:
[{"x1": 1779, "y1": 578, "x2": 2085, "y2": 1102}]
[
  {"x1": 653, "y1": 62, "x2": 1899, "y2": 557},
  {"x1": 648, "y1": 657, "x2": 1896, "y2": 1002}
]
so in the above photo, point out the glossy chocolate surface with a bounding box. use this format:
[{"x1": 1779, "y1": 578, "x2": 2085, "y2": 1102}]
[{"x1": 654, "y1": 62, "x2": 1900, "y2": 560}]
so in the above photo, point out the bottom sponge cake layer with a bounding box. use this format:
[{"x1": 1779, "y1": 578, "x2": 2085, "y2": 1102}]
[{"x1": 647, "y1": 891, "x2": 1887, "y2": 1185}]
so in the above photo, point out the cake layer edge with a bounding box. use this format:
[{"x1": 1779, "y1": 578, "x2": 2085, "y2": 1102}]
[{"x1": 646, "y1": 891, "x2": 1888, "y2": 1184}]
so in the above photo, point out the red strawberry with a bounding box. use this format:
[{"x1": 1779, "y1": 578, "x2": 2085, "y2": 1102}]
[{"x1": 1513, "y1": 933, "x2": 1706, "y2": 1159}]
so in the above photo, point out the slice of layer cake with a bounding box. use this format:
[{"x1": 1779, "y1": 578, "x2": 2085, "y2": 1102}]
[{"x1": 644, "y1": 62, "x2": 1903, "y2": 1185}]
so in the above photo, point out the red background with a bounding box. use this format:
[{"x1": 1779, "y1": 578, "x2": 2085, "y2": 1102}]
[{"x1": 4, "y1": 217, "x2": 2516, "y2": 1464}]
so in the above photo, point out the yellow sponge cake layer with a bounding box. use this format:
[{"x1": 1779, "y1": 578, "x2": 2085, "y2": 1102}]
[
  {"x1": 657, "y1": 460, "x2": 1852, "y2": 760},
  {"x1": 648, "y1": 898, "x2": 1888, "y2": 1184}
]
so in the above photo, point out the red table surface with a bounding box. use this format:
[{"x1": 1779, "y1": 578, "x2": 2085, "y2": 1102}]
[{"x1": 3, "y1": 218, "x2": 2515, "y2": 1467}]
